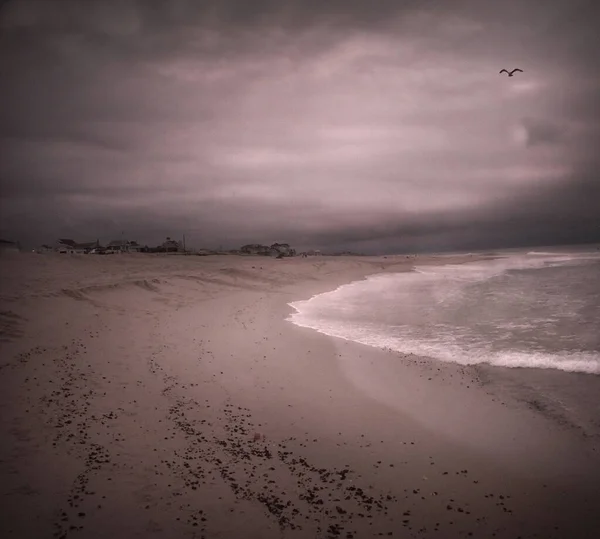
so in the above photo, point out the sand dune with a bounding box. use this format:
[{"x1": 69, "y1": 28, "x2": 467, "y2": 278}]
[{"x1": 1, "y1": 252, "x2": 599, "y2": 538}]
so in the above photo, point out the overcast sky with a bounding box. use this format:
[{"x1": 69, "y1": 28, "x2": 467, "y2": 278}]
[{"x1": 1, "y1": 0, "x2": 599, "y2": 253}]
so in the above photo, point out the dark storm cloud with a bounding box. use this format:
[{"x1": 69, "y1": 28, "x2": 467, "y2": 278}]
[{"x1": 1, "y1": 0, "x2": 599, "y2": 252}]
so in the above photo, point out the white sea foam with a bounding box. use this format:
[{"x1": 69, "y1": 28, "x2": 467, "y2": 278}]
[
  {"x1": 287, "y1": 252, "x2": 600, "y2": 375},
  {"x1": 528, "y1": 250, "x2": 600, "y2": 260},
  {"x1": 528, "y1": 251, "x2": 567, "y2": 256},
  {"x1": 287, "y1": 310, "x2": 600, "y2": 374}
]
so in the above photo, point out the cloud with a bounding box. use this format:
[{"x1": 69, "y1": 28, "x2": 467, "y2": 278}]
[{"x1": 0, "y1": 0, "x2": 599, "y2": 251}]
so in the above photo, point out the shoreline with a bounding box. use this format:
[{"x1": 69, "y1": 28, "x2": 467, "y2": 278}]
[{"x1": 1, "y1": 253, "x2": 599, "y2": 538}]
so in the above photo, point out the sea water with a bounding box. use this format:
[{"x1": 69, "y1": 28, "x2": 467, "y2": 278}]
[{"x1": 287, "y1": 247, "x2": 600, "y2": 375}]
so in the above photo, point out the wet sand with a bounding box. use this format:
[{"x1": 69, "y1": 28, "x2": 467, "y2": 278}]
[{"x1": 1, "y1": 252, "x2": 599, "y2": 538}]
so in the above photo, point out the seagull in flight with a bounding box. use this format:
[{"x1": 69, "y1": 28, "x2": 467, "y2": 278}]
[{"x1": 500, "y1": 68, "x2": 523, "y2": 77}]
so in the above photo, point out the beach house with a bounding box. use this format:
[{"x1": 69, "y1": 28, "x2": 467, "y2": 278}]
[
  {"x1": 56, "y1": 238, "x2": 100, "y2": 254},
  {"x1": 269, "y1": 243, "x2": 296, "y2": 257},
  {"x1": 105, "y1": 239, "x2": 141, "y2": 253},
  {"x1": 56, "y1": 239, "x2": 77, "y2": 253},
  {"x1": 127, "y1": 240, "x2": 141, "y2": 252},
  {"x1": 106, "y1": 239, "x2": 127, "y2": 253},
  {"x1": 161, "y1": 237, "x2": 183, "y2": 253},
  {"x1": 0, "y1": 239, "x2": 20, "y2": 253},
  {"x1": 240, "y1": 244, "x2": 271, "y2": 255}
]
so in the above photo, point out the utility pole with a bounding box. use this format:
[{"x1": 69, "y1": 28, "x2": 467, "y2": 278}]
[{"x1": 183, "y1": 234, "x2": 186, "y2": 254}]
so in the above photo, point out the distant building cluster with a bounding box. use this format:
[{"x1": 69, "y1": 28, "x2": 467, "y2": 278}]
[
  {"x1": 239, "y1": 243, "x2": 297, "y2": 258},
  {"x1": 53, "y1": 238, "x2": 142, "y2": 254},
  {"x1": 2, "y1": 236, "x2": 338, "y2": 257},
  {"x1": 31, "y1": 237, "x2": 185, "y2": 255}
]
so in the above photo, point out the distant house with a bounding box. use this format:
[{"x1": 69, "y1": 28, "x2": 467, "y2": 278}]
[
  {"x1": 105, "y1": 239, "x2": 140, "y2": 253},
  {"x1": 270, "y1": 243, "x2": 296, "y2": 257},
  {"x1": 78, "y1": 240, "x2": 101, "y2": 253},
  {"x1": 128, "y1": 240, "x2": 141, "y2": 252},
  {"x1": 56, "y1": 239, "x2": 77, "y2": 254},
  {"x1": 56, "y1": 238, "x2": 100, "y2": 254},
  {"x1": 240, "y1": 244, "x2": 271, "y2": 256},
  {"x1": 56, "y1": 239, "x2": 83, "y2": 254},
  {"x1": 106, "y1": 240, "x2": 127, "y2": 253},
  {"x1": 0, "y1": 239, "x2": 20, "y2": 253},
  {"x1": 35, "y1": 244, "x2": 54, "y2": 253},
  {"x1": 161, "y1": 237, "x2": 183, "y2": 253}
]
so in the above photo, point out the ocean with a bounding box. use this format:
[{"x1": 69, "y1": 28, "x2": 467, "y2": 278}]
[{"x1": 287, "y1": 247, "x2": 600, "y2": 375}]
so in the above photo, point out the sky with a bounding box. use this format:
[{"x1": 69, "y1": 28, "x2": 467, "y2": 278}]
[{"x1": 1, "y1": 0, "x2": 599, "y2": 253}]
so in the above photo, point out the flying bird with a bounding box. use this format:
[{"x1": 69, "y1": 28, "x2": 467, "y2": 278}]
[{"x1": 500, "y1": 68, "x2": 523, "y2": 77}]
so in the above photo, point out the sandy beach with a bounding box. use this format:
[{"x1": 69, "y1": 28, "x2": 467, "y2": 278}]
[{"x1": 1, "y1": 252, "x2": 599, "y2": 539}]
